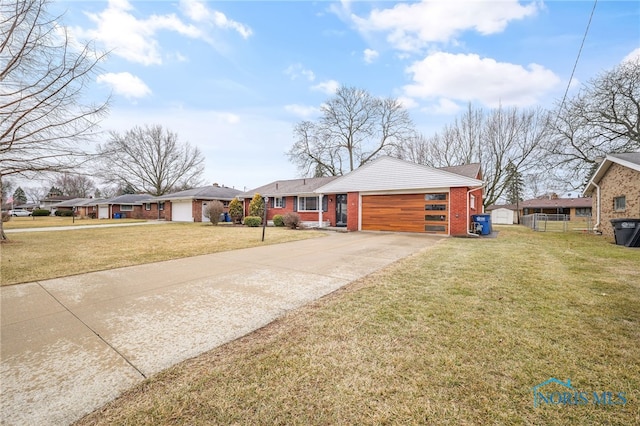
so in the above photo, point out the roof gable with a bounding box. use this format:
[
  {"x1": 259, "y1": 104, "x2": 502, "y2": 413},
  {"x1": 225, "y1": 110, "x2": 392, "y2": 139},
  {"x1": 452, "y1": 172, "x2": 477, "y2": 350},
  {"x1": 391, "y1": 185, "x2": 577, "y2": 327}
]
[
  {"x1": 242, "y1": 176, "x2": 339, "y2": 197},
  {"x1": 583, "y1": 151, "x2": 640, "y2": 195},
  {"x1": 315, "y1": 156, "x2": 483, "y2": 193}
]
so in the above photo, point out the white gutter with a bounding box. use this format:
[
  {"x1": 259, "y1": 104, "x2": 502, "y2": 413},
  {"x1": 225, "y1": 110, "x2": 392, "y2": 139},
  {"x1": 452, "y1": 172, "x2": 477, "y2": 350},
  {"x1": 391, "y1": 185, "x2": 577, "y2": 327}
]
[
  {"x1": 592, "y1": 182, "x2": 601, "y2": 233},
  {"x1": 466, "y1": 185, "x2": 487, "y2": 238},
  {"x1": 318, "y1": 194, "x2": 323, "y2": 228}
]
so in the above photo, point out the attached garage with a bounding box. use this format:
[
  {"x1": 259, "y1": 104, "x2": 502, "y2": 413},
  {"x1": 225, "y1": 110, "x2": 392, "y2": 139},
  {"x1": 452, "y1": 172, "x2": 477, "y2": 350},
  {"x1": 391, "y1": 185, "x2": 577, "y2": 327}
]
[
  {"x1": 171, "y1": 200, "x2": 194, "y2": 222},
  {"x1": 361, "y1": 193, "x2": 449, "y2": 234},
  {"x1": 98, "y1": 205, "x2": 109, "y2": 219}
]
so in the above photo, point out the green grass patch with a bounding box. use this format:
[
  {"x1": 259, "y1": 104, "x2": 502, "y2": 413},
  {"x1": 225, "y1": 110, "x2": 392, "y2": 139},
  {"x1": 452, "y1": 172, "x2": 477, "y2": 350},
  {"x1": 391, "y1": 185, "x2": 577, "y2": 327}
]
[
  {"x1": 76, "y1": 226, "x2": 640, "y2": 425},
  {"x1": 1, "y1": 224, "x2": 324, "y2": 285}
]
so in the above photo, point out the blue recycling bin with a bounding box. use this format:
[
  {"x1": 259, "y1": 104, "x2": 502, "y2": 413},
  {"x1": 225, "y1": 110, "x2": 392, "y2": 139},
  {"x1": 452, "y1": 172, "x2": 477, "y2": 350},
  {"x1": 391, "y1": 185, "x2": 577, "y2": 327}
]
[
  {"x1": 472, "y1": 214, "x2": 492, "y2": 235},
  {"x1": 224, "y1": 212, "x2": 231, "y2": 222},
  {"x1": 113, "y1": 212, "x2": 121, "y2": 219}
]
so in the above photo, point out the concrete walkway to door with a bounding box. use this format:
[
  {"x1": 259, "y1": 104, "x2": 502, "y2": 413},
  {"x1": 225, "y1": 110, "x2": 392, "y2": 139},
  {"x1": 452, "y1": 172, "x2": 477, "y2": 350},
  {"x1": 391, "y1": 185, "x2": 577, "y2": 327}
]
[{"x1": 0, "y1": 231, "x2": 442, "y2": 425}]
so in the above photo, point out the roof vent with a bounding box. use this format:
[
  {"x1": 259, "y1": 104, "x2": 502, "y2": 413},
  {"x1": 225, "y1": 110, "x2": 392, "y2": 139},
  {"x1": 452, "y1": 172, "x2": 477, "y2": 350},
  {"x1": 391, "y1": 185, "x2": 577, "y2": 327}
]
[{"x1": 213, "y1": 183, "x2": 219, "y2": 187}]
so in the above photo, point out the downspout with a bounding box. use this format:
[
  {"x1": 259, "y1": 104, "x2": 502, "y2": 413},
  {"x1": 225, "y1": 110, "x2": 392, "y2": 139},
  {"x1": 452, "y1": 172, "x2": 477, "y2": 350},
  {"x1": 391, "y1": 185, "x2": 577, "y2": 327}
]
[
  {"x1": 592, "y1": 182, "x2": 601, "y2": 233},
  {"x1": 318, "y1": 193, "x2": 323, "y2": 228},
  {"x1": 466, "y1": 185, "x2": 486, "y2": 238}
]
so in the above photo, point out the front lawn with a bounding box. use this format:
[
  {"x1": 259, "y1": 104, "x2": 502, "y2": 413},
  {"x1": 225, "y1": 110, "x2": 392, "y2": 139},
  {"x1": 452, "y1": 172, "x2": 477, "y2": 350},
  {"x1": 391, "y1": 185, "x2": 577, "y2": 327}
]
[
  {"x1": 1, "y1": 224, "x2": 324, "y2": 286},
  {"x1": 76, "y1": 226, "x2": 639, "y2": 425},
  {"x1": 2, "y1": 216, "x2": 146, "y2": 229}
]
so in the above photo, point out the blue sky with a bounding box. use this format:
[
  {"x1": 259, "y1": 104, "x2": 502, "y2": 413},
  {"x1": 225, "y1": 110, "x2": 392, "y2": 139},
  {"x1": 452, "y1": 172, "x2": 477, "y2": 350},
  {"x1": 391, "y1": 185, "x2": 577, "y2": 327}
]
[{"x1": 52, "y1": 0, "x2": 639, "y2": 192}]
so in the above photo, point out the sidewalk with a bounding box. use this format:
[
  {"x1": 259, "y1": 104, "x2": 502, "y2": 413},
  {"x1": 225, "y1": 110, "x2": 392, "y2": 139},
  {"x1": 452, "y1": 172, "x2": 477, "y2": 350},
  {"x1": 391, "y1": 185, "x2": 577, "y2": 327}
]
[{"x1": 0, "y1": 231, "x2": 442, "y2": 425}]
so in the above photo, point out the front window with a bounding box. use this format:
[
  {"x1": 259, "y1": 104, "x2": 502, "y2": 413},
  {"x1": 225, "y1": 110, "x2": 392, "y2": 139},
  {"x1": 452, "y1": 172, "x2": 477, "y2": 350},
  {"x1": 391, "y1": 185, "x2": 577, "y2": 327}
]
[
  {"x1": 298, "y1": 196, "x2": 319, "y2": 211},
  {"x1": 120, "y1": 205, "x2": 133, "y2": 211},
  {"x1": 614, "y1": 196, "x2": 626, "y2": 211},
  {"x1": 145, "y1": 203, "x2": 151, "y2": 211},
  {"x1": 575, "y1": 207, "x2": 591, "y2": 217},
  {"x1": 274, "y1": 197, "x2": 284, "y2": 208},
  {"x1": 159, "y1": 202, "x2": 165, "y2": 211}
]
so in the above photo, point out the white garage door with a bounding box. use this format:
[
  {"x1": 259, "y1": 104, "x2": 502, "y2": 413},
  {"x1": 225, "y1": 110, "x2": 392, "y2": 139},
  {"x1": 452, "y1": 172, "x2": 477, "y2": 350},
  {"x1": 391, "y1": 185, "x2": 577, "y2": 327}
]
[
  {"x1": 172, "y1": 201, "x2": 193, "y2": 222},
  {"x1": 98, "y1": 205, "x2": 109, "y2": 219},
  {"x1": 492, "y1": 209, "x2": 513, "y2": 225}
]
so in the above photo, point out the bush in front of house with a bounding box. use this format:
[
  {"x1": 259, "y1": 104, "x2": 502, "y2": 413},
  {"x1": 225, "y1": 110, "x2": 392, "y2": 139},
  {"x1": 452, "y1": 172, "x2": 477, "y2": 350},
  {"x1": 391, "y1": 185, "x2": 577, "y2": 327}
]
[
  {"x1": 55, "y1": 210, "x2": 74, "y2": 217},
  {"x1": 244, "y1": 216, "x2": 262, "y2": 227},
  {"x1": 273, "y1": 214, "x2": 284, "y2": 227},
  {"x1": 32, "y1": 209, "x2": 50, "y2": 216},
  {"x1": 204, "y1": 200, "x2": 225, "y2": 225},
  {"x1": 283, "y1": 212, "x2": 301, "y2": 229},
  {"x1": 249, "y1": 193, "x2": 265, "y2": 219},
  {"x1": 228, "y1": 198, "x2": 243, "y2": 224}
]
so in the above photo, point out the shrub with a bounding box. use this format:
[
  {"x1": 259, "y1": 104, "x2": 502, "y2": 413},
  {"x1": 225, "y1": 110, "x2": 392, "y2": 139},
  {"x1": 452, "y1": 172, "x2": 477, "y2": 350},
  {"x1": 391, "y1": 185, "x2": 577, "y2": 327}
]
[
  {"x1": 55, "y1": 210, "x2": 73, "y2": 217},
  {"x1": 244, "y1": 216, "x2": 262, "y2": 227},
  {"x1": 273, "y1": 214, "x2": 284, "y2": 227},
  {"x1": 32, "y1": 209, "x2": 50, "y2": 216},
  {"x1": 228, "y1": 198, "x2": 243, "y2": 223},
  {"x1": 283, "y1": 212, "x2": 301, "y2": 229},
  {"x1": 204, "y1": 200, "x2": 225, "y2": 225},
  {"x1": 88, "y1": 212, "x2": 96, "y2": 219},
  {"x1": 1, "y1": 212, "x2": 10, "y2": 222},
  {"x1": 249, "y1": 193, "x2": 265, "y2": 219}
]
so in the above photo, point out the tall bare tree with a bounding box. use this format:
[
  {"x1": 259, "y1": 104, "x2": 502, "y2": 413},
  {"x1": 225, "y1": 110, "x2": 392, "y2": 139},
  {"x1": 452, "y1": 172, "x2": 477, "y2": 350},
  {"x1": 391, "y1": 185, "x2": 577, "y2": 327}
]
[
  {"x1": 288, "y1": 86, "x2": 415, "y2": 176},
  {"x1": 97, "y1": 124, "x2": 205, "y2": 196},
  {"x1": 0, "y1": 0, "x2": 108, "y2": 239},
  {"x1": 547, "y1": 57, "x2": 640, "y2": 186},
  {"x1": 52, "y1": 173, "x2": 96, "y2": 197}
]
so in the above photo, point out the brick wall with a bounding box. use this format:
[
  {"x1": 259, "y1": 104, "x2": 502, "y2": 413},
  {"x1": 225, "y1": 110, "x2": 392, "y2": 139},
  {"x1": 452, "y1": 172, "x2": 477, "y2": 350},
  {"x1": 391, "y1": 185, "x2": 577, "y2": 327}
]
[
  {"x1": 243, "y1": 195, "x2": 337, "y2": 225},
  {"x1": 449, "y1": 187, "x2": 469, "y2": 236},
  {"x1": 111, "y1": 203, "x2": 167, "y2": 220},
  {"x1": 596, "y1": 164, "x2": 640, "y2": 239},
  {"x1": 347, "y1": 192, "x2": 359, "y2": 231}
]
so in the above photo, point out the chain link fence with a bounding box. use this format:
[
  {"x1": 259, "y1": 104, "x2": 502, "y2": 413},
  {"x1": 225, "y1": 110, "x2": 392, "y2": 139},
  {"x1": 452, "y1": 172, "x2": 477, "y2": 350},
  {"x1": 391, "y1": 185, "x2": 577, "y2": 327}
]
[{"x1": 521, "y1": 213, "x2": 593, "y2": 233}]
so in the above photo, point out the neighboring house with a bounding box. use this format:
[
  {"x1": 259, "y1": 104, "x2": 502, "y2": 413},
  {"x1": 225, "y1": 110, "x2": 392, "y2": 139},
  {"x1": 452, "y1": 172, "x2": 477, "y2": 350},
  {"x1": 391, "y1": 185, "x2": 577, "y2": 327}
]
[
  {"x1": 97, "y1": 194, "x2": 159, "y2": 219},
  {"x1": 487, "y1": 197, "x2": 592, "y2": 225},
  {"x1": 76, "y1": 198, "x2": 105, "y2": 218},
  {"x1": 583, "y1": 152, "x2": 640, "y2": 239},
  {"x1": 39, "y1": 195, "x2": 75, "y2": 213},
  {"x1": 243, "y1": 156, "x2": 484, "y2": 236},
  {"x1": 153, "y1": 184, "x2": 243, "y2": 222},
  {"x1": 240, "y1": 176, "x2": 340, "y2": 227},
  {"x1": 48, "y1": 198, "x2": 92, "y2": 214}
]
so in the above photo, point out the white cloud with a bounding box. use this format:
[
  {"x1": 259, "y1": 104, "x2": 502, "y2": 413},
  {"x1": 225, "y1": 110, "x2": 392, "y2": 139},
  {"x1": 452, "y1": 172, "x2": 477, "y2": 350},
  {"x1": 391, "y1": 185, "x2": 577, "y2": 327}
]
[
  {"x1": 285, "y1": 63, "x2": 316, "y2": 81},
  {"x1": 404, "y1": 52, "x2": 560, "y2": 107},
  {"x1": 71, "y1": 0, "x2": 250, "y2": 66},
  {"x1": 284, "y1": 104, "x2": 320, "y2": 118},
  {"x1": 179, "y1": 0, "x2": 252, "y2": 39},
  {"x1": 363, "y1": 48, "x2": 379, "y2": 63},
  {"x1": 396, "y1": 96, "x2": 419, "y2": 109},
  {"x1": 97, "y1": 72, "x2": 152, "y2": 99},
  {"x1": 311, "y1": 79, "x2": 340, "y2": 95},
  {"x1": 350, "y1": 0, "x2": 539, "y2": 52},
  {"x1": 623, "y1": 47, "x2": 640, "y2": 63},
  {"x1": 427, "y1": 98, "x2": 462, "y2": 115}
]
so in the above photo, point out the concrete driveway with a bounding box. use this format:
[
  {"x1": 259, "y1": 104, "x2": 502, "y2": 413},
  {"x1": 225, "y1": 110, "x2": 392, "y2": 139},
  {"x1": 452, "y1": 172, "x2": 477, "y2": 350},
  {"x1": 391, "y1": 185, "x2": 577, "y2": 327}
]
[{"x1": 1, "y1": 231, "x2": 442, "y2": 425}]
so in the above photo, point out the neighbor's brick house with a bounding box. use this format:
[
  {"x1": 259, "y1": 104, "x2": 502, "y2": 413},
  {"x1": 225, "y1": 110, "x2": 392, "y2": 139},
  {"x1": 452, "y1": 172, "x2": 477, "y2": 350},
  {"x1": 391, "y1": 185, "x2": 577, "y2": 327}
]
[
  {"x1": 153, "y1": 184, "x2": 242, "y2": 222},
  {"x1": 98, "y1": 194, "x2": 165, "y2": 220},
  {"x1": 583, "y1": 152, "x2": 640, "y2": 239}
]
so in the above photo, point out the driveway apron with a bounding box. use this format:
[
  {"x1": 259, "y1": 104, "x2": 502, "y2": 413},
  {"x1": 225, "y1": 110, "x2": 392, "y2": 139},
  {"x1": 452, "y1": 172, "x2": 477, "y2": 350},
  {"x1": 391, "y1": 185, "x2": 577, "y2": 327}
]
[{"x1": 1, "y1": 231, "x2": 442, "y2": 425}]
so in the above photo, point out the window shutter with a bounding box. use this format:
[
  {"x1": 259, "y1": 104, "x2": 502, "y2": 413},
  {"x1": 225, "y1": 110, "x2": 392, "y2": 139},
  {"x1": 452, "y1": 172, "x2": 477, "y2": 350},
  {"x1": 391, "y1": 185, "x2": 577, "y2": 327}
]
[
  {"x1": 270, "y1": 198, "x2": 274, "y2": 208},
  {"x1": 293, "y1": 196, "x2": 297, "y2": 211},
  {"x1": 322, "y1": 196, "x2": 328, "y2": 212},
  {"x1": 282, "y1": 197, "x2": 286, "y2": 208}
]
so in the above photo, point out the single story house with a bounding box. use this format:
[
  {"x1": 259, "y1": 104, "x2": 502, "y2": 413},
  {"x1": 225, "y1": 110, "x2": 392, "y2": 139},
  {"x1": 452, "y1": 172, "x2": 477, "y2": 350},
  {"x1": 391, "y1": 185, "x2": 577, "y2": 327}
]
[
  {"x1": 47, "y1": 198, "x2": 93, "y2": 215},
  {"x1": 97, "y1": 194, "x2": 160, "y2": 219},
  {"x1": 243, "y1": 156, "x2": 484, "y2": 236},
  {"x1": 39, "y1": 195, "x2": 75, "y2": 213},
  {"x1": 153, "y1": 184, "x2": 243, "y2": 222},
  {"x1": 583, "y1": 152, "x2": 640, "y2": 239},
  {"x1": 487, "y1": 197, "x2": 592, "y2": 225}
]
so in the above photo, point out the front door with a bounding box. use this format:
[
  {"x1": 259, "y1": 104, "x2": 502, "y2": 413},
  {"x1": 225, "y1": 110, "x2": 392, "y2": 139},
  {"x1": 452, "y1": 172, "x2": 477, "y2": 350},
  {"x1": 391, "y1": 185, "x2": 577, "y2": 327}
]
[{"x1": 336, "y1": 194, "x2": 347, "y2": 227}]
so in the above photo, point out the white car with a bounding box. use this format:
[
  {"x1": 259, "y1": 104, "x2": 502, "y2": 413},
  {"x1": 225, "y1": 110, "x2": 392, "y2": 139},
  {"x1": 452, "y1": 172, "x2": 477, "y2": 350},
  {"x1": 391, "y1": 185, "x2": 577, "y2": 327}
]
[{"x1": 9, "y1": 209, "x2": 32, "y2": 217}]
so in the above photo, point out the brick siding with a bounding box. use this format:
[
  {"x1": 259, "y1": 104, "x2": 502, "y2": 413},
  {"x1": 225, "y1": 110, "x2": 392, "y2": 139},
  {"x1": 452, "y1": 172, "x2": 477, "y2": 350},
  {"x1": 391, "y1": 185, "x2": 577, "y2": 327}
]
[{"x1": 595, "y1": 163, "x2": 640, "y2": 239}]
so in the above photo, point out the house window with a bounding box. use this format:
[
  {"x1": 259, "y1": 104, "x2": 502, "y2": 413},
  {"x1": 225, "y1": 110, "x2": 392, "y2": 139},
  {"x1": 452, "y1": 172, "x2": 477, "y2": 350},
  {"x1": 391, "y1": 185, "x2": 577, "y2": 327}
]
[
  {"x1": 159, "y1": 202, "x2": 165, "y2": 211},
  {"x1": 425, "y1": 225, "x2": 446, "y2": 232},
  {"x1": 614, "y1": 196, "x2": 626, "y2": 211},
  {"x1": 120, "y1": 205, "x2": 133, "y2": 211},
  {"x1": 298, "y1": 196, "x2": 319, "y2": 211},
  {"x1": 274, "y1": 197, "x2": 284, "y2": 208},
  {"x1": 575, "y1": 208, "x2": 591, "y2": 217},
  {"x1": 425, "y1": 215, "x2": 447, "y2": 222},
  {"x1": 425, "y1": 193, "x2": 447, "y2": 201},
  {"x1": 145, "y1": 203, "x2": 151, "y2": 211},
  {"x1": 470, "y1": 194, "x2": 476, "y2": 209},
  {"x1": 425, "y1": 204, "x2": 446, "y2": 211}
]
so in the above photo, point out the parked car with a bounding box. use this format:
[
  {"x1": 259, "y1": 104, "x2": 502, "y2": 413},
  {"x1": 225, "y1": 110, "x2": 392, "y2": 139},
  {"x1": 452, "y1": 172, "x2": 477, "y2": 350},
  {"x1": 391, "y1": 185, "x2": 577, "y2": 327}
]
[{"x1": 9, "y1": 209, "x2": 32, "y2": 217}]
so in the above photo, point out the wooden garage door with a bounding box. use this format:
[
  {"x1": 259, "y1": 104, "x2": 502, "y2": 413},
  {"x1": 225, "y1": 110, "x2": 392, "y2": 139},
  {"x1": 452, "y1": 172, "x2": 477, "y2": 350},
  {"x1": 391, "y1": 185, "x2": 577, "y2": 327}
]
[{"x1": 361, "y1": 193, "x2": 448, "y2": 234}]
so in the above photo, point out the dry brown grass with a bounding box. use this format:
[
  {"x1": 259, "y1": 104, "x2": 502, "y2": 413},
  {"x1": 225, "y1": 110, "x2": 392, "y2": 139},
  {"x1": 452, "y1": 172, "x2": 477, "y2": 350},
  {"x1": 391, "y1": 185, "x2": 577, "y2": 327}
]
[
  {"x1": 3, "y1": 216, "x2": 145, "y2": 229},
  {"x1": 1, "y1": 224, "x2": 323, "y2": 285},
  {"x1": 75, "y1": 226, "x2": 640, "y2": 425}
]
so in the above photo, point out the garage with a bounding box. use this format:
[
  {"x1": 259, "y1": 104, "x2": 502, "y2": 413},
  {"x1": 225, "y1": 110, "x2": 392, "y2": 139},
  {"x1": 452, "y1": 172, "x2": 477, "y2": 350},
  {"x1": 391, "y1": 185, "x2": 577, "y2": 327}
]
[
  {"x1": 491, "y1": 208, "x2": 516, "y2": 225},
  {"x1": 98, "y1": 205, "x2": 109, "y2": 219},
  {"x1": 171, "y1": 200, "x2": 193, "y2": 222},
  {"x1": 361, "y1": 192, "x2": 449, "y2": 234}
]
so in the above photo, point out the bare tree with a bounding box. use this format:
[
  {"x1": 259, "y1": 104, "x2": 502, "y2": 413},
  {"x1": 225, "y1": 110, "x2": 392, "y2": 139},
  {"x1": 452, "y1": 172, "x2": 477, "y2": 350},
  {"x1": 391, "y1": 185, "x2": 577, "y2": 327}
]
[
  {"x1": 547, "y1": 57, "x2": 640, "y2": 186},
  {"x1": 0, "y1": 0, "x2": 108, "y2": 239},
  {"x1": 24, "y1": 185, "x2": 48, "y2": 204},
  {"x1": 97, "y1": 124, "x2": 205, "y2": 196},
  {"x1": 52, "y1": 173, "x2": 96, "y2": 197},
  {"x1": 288, "y1": 86, "x2": 415, "y2": 176}
]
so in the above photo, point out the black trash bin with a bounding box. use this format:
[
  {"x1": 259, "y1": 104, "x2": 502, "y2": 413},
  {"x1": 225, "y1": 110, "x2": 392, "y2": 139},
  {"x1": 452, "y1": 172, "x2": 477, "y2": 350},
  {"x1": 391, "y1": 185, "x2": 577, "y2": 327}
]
[{"x1": 610, "y1": 218, "x2": 640, "y2": 247}]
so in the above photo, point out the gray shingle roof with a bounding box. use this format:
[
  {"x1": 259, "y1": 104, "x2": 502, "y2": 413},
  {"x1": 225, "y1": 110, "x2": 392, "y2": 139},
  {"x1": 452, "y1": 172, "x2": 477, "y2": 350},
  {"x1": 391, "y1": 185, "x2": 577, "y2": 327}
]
[
  {"x1": 100, "y1": 194, "x2": 153, "y2": 205},
  {"x1": 154, "y1": 186, "x2": 243, "y2": 201},
  {"x1": 242, "y1": 176, "x2": 339, "y2": 197},
  {"x1": 438, "y1": 163, "x2": 482, "y2": 179}
]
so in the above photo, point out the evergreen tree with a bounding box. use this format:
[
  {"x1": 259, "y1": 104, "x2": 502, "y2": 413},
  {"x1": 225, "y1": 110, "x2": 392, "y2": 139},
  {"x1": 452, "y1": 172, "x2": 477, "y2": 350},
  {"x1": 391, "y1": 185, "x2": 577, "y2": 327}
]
[
  {"x1": 12, "y1": 187, "x2": 27, "y2": 205},
  {"x1": 249, "y1": 193, "x2": 265, "y2": 219},
  {"x1": 504, "y1": 161, "x2": 524, "y2": 205}
]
